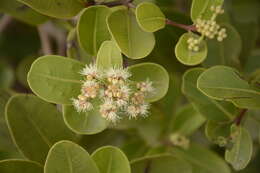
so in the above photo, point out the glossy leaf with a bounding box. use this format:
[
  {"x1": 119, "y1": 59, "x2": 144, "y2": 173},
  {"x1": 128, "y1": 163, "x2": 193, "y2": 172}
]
[
  {"x1": 107, "y1": 8, "x2": 155, "y2": 59},
  {"x1": 129, "y1": 63, "x2": 169, "y2": 102},
  {"x1": 171, "y1": 144, "x2": 231, "y2": 173},
  {"x1": 171, "y1": 104, "x2": 205, "y2": 136},
  {"x1": 131, "y1": 154, "x2": 192, "y2": 173},
  {"x1": 77, "y1": 6, "x2": 111, "y2": 56},
  {"x1": 191, "y1": 0, "x2": 224, "y2": 22},
  {"x1": 45, "y1": 141, "x2": 99, "y2": 173},
  {"x1": 203, "y1": 24, "x2": 242, "y2": 67},
  {"x1": 197, "y1": 66, "x2": 260, "y2": 109},
  {"x1": 0, "y1": 0, "x2": 48, "y2": 25},
  {"x1": 17, "y1": 0, "x2": 84, "y2": 19},
  {"x1": 225, "y1": 126, "x2": 253, "y2": 170},
  {"x1": 175, "y1": 33, "x2": 207, "y2": 66},
  {"x1": 182, "y1": 68, "x2": 238, "y2": 122},
  {"x1": 136, "y1": 2, "x2": 166, "y2": 32},
  {"x1": 63, "y1": 105, "x2": 108, "y2": 135},
  {"x1": 91, "y1": 146, "x2": 131, "y2": 173},
  {"x1": 96, "y1": 41, "x2": 123, "y2": 70},
  {"x1": 28, "y1": 55, "x2": 84, "y2": 104},
  {"x1": 5, "y1": 94, "x2": 76, "y2": 164},
  {"x1": 0, "y1": 160, "x2": 43, "y2": 173}
]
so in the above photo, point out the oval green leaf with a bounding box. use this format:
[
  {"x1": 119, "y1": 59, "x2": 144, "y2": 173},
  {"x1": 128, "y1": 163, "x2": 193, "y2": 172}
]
[
  {"x1": 171, "y1": 144, "x2": 231, "y2": 173},
  {"x1": 45, "y1": 140, "x2": 99, "y2": 173},
  {"x1": 63, "y1": 105, "x2": 108, "y2": 135},
  {"x1": 182, "y1": 68, "x2": 238, "y2": 122},
  {"x1": 129, "y1": 63, "x2": 169, "y2": 102},
  {"x1": 0, "y1": 159, "x2": 43, "y2": 173},
  {"x1": 5, "y1": 94, "x2": 76, "y2": 164},
  {"x1": 96, "y1": 41, "x2": 123, "y2": 70},
  {"x1": 131, "y1": 154, "x2": 192, "y2": 173},
  {"x1": 225, "y1": 126, "x2": 253, "y2": 170},
  {"x1": 77, "y1": 5, "x2": 111, "y2": 56},
  {"x1": 17, "y1": 0, "x2": 84, "y2": 19},
  {"x1": 136, "y1": 2, "x2": 166, "y2": 32},
  {"x1": 27, "y1": 55, "x2": 84, "y2": 104},
  {"x1": 91, "y1": 146, "x2": 131, "y2": 173},
  {"x1": 197, "y1": 65, "x2": 260, "y2": 109},
  {"x1": 107, "y1": 8, "x2": 155, "y2": 59},
  {"x1": 175, "y1": 33, "x2": 208, "y2": 66}
]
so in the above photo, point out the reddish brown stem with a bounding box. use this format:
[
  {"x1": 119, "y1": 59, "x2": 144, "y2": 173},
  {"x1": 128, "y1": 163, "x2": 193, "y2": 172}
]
[
  {"x1": 166, "y1": 19, "x2": 197, "y2": 32},
  {"x1": 234, "y1": 109, "x2": 248, "y2": 125}
]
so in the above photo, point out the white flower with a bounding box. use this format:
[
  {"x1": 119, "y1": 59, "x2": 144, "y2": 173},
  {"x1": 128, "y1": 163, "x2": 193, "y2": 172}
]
[
  {"x1": 139, "y1": 103, "x2": 150, "y2": 117},
  {"x1": 106, "y1": 67, "x2": 131, "y2": 83},
  {"x1": 138, "y1": 79, "x2": 154, "y2": 93},
  {"x1": 72, "y1": 98, "x2": 93, "y2": 112},
  {"x1": 126, "y1": 105, "x2": 140, "y2": 118},
  {"x1": 80, "y1": 63, "x2": 100, "y2": 79},
  {"x1": 81, "y1": 81, "x2": 99, "y2": 98},
  {"x1": 100, "y1": 99, "x2": 119, "y2": 122}
]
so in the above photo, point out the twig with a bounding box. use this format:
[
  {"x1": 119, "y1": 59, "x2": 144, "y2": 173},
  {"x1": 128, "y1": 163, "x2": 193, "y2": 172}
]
[
  {"x1": 166, "y1": 19, "x2": 196, "y2": 32},
  {"x1": 144, "y1": 160, "x2": 151, "y2": 173},
  {"x1": 85, "y1": 0, "x2": 134, "y2": 7},
  {"x1": 0, "y1": 15, "x2": 12, "y2": 33},
  {"x1": 234, "y1": 109, "x2": 248, "y2": 125},
  {"x1": 38, "y1": 25, "x2": 52, "y2": 55}
]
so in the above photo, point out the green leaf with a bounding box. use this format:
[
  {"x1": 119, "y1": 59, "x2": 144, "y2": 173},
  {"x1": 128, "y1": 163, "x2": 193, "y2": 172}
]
[
  {"x1": 0, "y1": 159, "x2": 43, "y2": 173},
  {"x1": 45, "y1": 140, "x2": 99, "y2": 173},
  {"x1": 0, "y1": 0, "x2": 48, "y2": 25},
  {"x1": 96, "y1": 41, "x2": 123, "y2": 70},
  {"x1": 191, "y1": 0, "x2": 224, "y2": 22},
  {"x1": 63, "y1": 105, "x2": 108, "y2": 135},
  {"x1": 175, "y1": 33, "x2": 208, "y2": 66},
  {"x1": 77, "y1": 5, "x2": 111, "y2": 56},
  {"x1": 27, "y1": 55, "x2": 84, "y2": 105},
  {"x1": 91, "y1": 146, "x2": 131, "y2": 173},
  {"x1": 225, "y1": 125, "x2": 253, "y2": 170},
  {"x1": 136, "y1": 2, "x2": 166, "y2": 32},
  {"x1": 5, "y1": 94, "x2": 76, "y2": 164},
  {"x1": 171, "y1": 144, "x2": 231, "y2": 173},
  {"x1": 129, "y1": 63, "x2": 169, "y2": 102},
  {"x1": 197, "y1": 65, "x2": 260, "y2": 109},
  {"x1": 17, "y1": 0, "x2": 84, "y2": 19},
  {"x1": 182, "y1": 68, "x2": 238, "y2": 122},
  {"x1": 0, "y1": 61, "x2": 14, "y2": 89},
  {"x1": 131, "y1": 154, "x2": 192, "y2": 173},
  {"x1": 107, "y1": 8, "x2": 155, "y2": 59},
  {"x1": 171, "y1": 104, "x2": 205, "y2": 136},
  {"x1": 203, "y1": 24, "x2": 242, "y2": 67}
]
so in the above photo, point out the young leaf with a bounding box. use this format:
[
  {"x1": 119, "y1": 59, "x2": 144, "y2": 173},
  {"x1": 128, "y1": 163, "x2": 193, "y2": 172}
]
[
  {"x1": 5, "y1": 94, "x2": 76, "y2": 164},
  {"x1": 91, "y1": 146, "x2": 131, "y2": 173},
  {"x1": 0, "y1": 0, "x2": 48, "y2": 25},
  {"x1": 191, "y1": 0, "x2": 224, "y2": 22},
  {"x1": 45, "y1": 141, "x2": 99, "y2": 173},
  {"x1": 225, "y1": 125, "x2": 253, "y2": 170},
  {"x1": 131, "y1": 154, "x2": 192, "y2": 173},
  {"x1": 136, "y1": 2, "x2": 166, "y2": 32},
  {"x1": 175, "y1": 33, "x2": 208, "y2": 66},
  {"x1": 77, "y1": 6, "x2": 111, "y2": 56},
  {"x1": 203, "y1": 24, "x2": 242, "y2": 67},
  {"x1": 107, "y1": 8, "x2": 155, "y2": 59},
  {"x1": 171, "y1": 104, "x2": 205, "y2": 136},
  {"x1": 129, "y1": 63, "x2": 169, "y2": 102},
  {"x1": 0, "y1": 159, "x2": 43, "y2": 173},
  {"x1": 197, "y1": 65, "x2": 260, "y2": 109},
  {"x1": 171, "y1": 144, "x2": 231, "y2": 173},
  {"x1": 27, "y1": 55, "x2": 84, "y2": 105},
  {"x1": 96, "y1": 41, "x2": 123, "y2": 70},
  {"x1": 182, "y1": 68, "x2": 238, "y2": 122},
  {"x1": 17, "y1": 0, "x2": 84, "y2": 19},
  {"x1": 63, "y1": 105, "x2": 108, "y2": 135}
]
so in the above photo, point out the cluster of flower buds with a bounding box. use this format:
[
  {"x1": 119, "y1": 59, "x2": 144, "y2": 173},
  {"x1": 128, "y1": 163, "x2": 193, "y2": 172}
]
[
  {"x1": 169, "y1": 133, "x2": 190, "y2": 150},
  {"x1": 72, "y1": 64, "x2": 154, "y2": 123},
  {"x1": 187, "y1": 5, "x2": 227, "y2": 52}
]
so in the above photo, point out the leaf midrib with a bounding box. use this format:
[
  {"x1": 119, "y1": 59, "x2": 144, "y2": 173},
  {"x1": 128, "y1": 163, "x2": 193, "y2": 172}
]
[{"x1": 34, "y1": 73, "x2": 81, "y2": 84}]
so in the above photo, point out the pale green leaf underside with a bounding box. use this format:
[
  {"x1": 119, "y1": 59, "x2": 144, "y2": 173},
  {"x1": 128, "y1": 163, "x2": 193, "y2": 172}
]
[
  {"x1": 27, "y1": 55, "x2": 84, "y2": 105},
  {"x1": 0, "y1": 160, "x2": 43, "y2": 173},
  {"x1": 136, "y1": 2, "x2": 166, "y2": 32},
  {"x1": 91, "y1": 146, "x2": 131, "y2": 173},
  {"x1": 175, "y1": 33, "x2": 207, "y2": 66},
  {"x1": 77, "y1": 5, "x2": 111, "y2": 56},
  {"x1": 45, "y1": 141, "x2": 99, "y2": 173},
  {"x1": 107, "y1": 8, "x2": 155, "y2": 59}
]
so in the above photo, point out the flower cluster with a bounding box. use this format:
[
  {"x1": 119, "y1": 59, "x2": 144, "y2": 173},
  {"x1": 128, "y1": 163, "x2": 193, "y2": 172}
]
[
  {"x1": 72, "y1": 64, "x2": 154, "y2": 123},
  {"x1": 187, "y1": 5, "x2": 227, "y2": 52}
]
